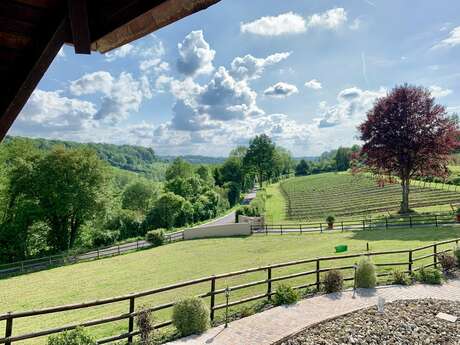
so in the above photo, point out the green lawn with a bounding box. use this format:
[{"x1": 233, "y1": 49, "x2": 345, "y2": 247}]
[{"x1": 1, "y1": 226, "x2": 460, "y2": 344}]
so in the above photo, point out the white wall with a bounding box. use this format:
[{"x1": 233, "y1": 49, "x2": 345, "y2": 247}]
[{"x1": 183, "y1": 223, "x2": 251, "y2": 240}]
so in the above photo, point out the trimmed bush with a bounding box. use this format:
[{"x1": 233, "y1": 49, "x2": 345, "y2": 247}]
[
  {"x1": 391, "y1": 269, "x2": 410, "y2": 285},
  {"x1": 145, "y1": 230, "x2": 165, "y2": 247},
  {"x1": 172, "y1": 297, "x2": 209, "y2": 336},
  {"x1": 355, "y1": 258, "x2": 377, "y2": 288},
  {"x1": 454, "y1": 247, "x2": 460, "y2": 266},
  {"x1": 47, "y1": 327, "x2": 95, "y2": 345},
  {"x1": 137, "y1": 307, "x2": 154, "y2": 345},
  {"x1": 323, "y1": 269, "x2": 343, "y2": 293},
  {"x1": 325, "y1": 215, "x2": 335, "y2": 224},
  {"x1": 437, "y1": 253, "x2": 457, "y2": 273},
  {"x1": 415, "y1": 266, "x2": 442, "y2": 285},
  {"x1": 273, "y1": 284, "x2": 300, "y2": 306}
]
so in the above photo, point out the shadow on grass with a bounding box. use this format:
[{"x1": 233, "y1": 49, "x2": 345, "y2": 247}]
[{"x1": 349, "y1": 227, "x2": 460, "y2": 242}]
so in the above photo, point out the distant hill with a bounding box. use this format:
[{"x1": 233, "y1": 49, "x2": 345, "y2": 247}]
[{"x1": 159, "y1": 155, "x2": 226, "y2": 165}]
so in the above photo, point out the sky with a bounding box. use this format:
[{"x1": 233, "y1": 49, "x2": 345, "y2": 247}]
[{"x1": 8, "y1": 0, "x2": 460, "y2": 157}]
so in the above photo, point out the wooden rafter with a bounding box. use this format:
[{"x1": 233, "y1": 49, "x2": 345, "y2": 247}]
[{"x1": 67, "y1": 0, "x2": 91, "y2": 54}]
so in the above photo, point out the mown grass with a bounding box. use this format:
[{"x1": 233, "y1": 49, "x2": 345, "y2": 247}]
[{"x1": 1, "y1": 226, "x2": 460, "y2": 344}]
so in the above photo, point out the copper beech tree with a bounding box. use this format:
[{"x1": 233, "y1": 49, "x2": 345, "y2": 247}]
[{"x1": 359, "y1": 85, "x2": 458, "y2": 214}]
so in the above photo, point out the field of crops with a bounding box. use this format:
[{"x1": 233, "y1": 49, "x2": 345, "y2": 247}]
[{"x1": 281, "y1": 173, "x2": 460, "y2": 221}]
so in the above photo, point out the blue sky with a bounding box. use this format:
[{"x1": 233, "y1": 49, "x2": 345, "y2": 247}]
[{"x1": 9, "y1": 0, "x2": 460, "y2": 156}]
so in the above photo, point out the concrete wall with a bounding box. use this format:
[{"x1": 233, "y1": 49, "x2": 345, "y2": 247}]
[{"x1": 184, "y1": 223, "x2": 251, "y2": 240}]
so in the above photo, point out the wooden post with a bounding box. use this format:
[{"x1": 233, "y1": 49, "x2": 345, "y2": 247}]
[
  {"x1": 280, "y1": 224, "x2": 283, "y2": 235},
  {"x1": 341, "y1": 221, "x2": 344, "y2": 232},
  {"x1": 5, "y1": 313, "x2": 12, "y2": 345},
  {"x1": 210, "y1": 277, "x2": 216, "y2": 321},
  {"x1": 127, "y1": 297, "x2": 135, "y2": 344},
  {"x1": 362, "y1": 220, "x2": 365, "y2": 231},
  {"x1": 385, "y1": 217, "x2": 388, "y2": 230},
  {"x1": 434, "y1": 244, "x2": 438, "y2": 267},
  {"x1": 266, "y1": 224, "x2": 268, "y2": 236},
  {"x1": 267, "y1": 267, "x2": 272, "y2": 301},
  {"x1": 409, "y1": 216, "x2": 412, "y2": 228},
  {"x1": 320, "y1": 223, "x2": 323, "y2": 233},
  {"x1": 366, "y1": 242, "x2": 370, "y2": 252},
  {"x1": 408, "y1": 250, "x2": 413, "y2": 274},
  {"x1": 435, "y1": 215, "x2": 438, "y2": 228},
  {"x1": 316, "y1": 259, "x2": 320, "y2": 291}
]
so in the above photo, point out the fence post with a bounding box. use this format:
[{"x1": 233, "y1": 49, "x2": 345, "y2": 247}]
[
  {"x1": 267, "y1": 267, "x2": 272, "y2": 301},
  {"x1": 127, "y1": 297, "x2": 135, "y2": 344},
  {"x1": 280, "y1": 224, "x2": 283, "y2": 235},
  {"x1": 409, "y1": 216, "x2": 412, "y2": 228},
  {"x1": 341, "y1": 221, "x2": 344, "y2": 232},
  {"x1": 97, "y1": 248, "x2": 100, "y2": 259},
  {"x1": 385, "y1": 217, "x2": 388, "y2": 230},
  {"x1": 118, "y1": 245, "x2": 120, "y2": 255},
  {"x1": 433, "y1": 244, "x2": 438, "y2": 267},
  {"x1": 435, "y1": 215, "x2": 438, "y2": 228},
  {"x1": 210, "y1": 276, "x2": 216, "y2": 321},
  {"x1": 362, "y1": 220, "x2": 365, "y2": 231},
  {"x1": 266, "y1": 224, "x2": 268, "y2": 236},
  {"x1": 408, "y1": 250, "x2": 413, "y2": 274},
  {"x1": 5, "y1": 312, "x2": 13, "y2": 345},
  {"x1": 136, "y1": 240, "x2": 139, "y2": 250},
  {"x1": 300, "y1": 224, "x2": 302, "y2": 234},
  {"x1": 320, "y1": 223, "x2": 323, "y2": 233},
  {"x1": 316, "y1": 259, "x2": 320, "y2": 291}
]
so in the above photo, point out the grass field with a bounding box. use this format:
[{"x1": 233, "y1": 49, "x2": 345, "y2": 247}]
[
  {"x1": 273, "y1": 173, "x2": 460, "y2": 223},
  {"x1": 1, "y1": 226, "x2": 460, "y2": 344}
]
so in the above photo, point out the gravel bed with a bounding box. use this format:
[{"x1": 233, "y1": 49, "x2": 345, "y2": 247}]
[{"x1": 280, "y1": 299, "x2": 460, "y2": 345}]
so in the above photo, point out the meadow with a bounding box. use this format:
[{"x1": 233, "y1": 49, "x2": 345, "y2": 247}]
[
  {"x1": 1, "y1": 226, "x2": 459, "y2": 344},
  {"x1": 268, "y1": 173, "x2": 460, "y2": 223}
]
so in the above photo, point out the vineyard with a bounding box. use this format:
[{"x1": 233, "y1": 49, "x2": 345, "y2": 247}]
[{"x1": 280, "y1": 173, "x2": 460, "y2": 221}]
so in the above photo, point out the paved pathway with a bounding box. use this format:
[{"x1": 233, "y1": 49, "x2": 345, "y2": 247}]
[{"x1": 167, "y1": 279, "x2": 460, "y2": 345}]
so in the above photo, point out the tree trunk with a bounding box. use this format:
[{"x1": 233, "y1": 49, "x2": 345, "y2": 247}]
[
  {"x1": 400, "y1": 178, "x2": 410, "y2": 213},
  {"x1": 259, "y1": 172, "x2": 263, "y2": 188}
]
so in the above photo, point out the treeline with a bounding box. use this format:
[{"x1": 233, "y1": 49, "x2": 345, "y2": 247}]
[{"x1": 295, "y1": 145, "x2": 360, "y2": 176}]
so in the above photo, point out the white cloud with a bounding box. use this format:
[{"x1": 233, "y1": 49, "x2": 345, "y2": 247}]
[
  {"x1": 230, "y1": 52, "x2": 291, "y2": 80},
  {"x1": 139, "y1": 58, "x2": 170, "y2": 74},
  {"x1": 14, "y1": 90, "x2": 97, "y2": 136},
  {"x1": 307, "y1": 8, "x2": 347, "y2": 30},
  {"x1": 240, "y1": 12, "x2": 306, "y2": 36},
  {"x1": 57, "y1": 47, "x2": 66, "y2": 58},
  {"x1": 349, "y1": 18, "x2": 361, "y2": 30},
  {"x1": 433, "y1": 26, "x2": 460, "y2": 49},
  {"x1": 305, "y1": 79, "x2": 322, "y2": 90},
  {"x1": 429, "y1": 85, "x2": 452, "y2": 98},
  {"x1": 70, "y1": 71, "x2": 151, "y2": 125},
  {"x1": 177, "y1": 30, "x2": 215, "y2": 76},
  {"x1": 317, "y1": 86, "x2": 386, "y2": 128},
  {"x1": 105, "y1": 44, "x2": 136, "y2": 62},
  {"x1": 264, "y1": 82, "x2": 299, "y2": 98}
]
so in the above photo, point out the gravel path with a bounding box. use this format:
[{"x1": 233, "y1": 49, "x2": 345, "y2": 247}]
[{"x1": 281, "y1": 299, "x2": 460, "y2": 345}]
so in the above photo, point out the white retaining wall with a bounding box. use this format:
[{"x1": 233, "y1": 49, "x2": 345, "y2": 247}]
[{"x1": 184, "y1": 223, "x2": 251, "y2": 240}]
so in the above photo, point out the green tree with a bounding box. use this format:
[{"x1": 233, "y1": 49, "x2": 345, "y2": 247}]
[
  {"x1": 165, "y1": 158, "x2": 194, "y2": 181},
  {"x1": 195, "y1": 165, "x2": 214, "y2": 185},
  {"x1": 335, "y1": 147, "x2": 351, "y2": 171},
  {"x1": 295, "y1": 159, "x2": 311, "y2": 176},
  {"x1": 144, "y1": 192, "x2": 187, "y2": 229},
  {"x1": 121, "y1": 181, "x2": 158, "y2": 212},
  {"x1": 243, "y1": 134, "x2": 276, "y2": 187}
]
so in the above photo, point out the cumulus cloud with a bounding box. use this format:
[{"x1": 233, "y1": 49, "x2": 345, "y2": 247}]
[
  {"x1": 230, "y1": 52, "x2": 291, "y2": 80},
  {"x1": 139, "y1": 58, "x2": 170, "y2": 74},
  {"x1": 305, "y1": 79, "x2": 322, "y2": 90},
  {"x1": 13, "y1": 90, "x2": 97, "y2": 136},
  {"x1": 433, "y1": 26, "x2": 460, "y2": 49},
  {"x1": 70, "y1": 71, "x2": 151, "y2": 125},
  {"x1": 105, "y1": 44, "x2": 136, "y2": 62},
  {"x1": 241, "y1": 12, "x2": 306, "y2": 36},
  {"x1": 317, "y1": 87, "x2": 385, "y2": 128},
  {"x1": 241, "y1": 8, "x2": 348, "y2": 36},
  {"x1": 429, "y1": 85, "x2": 452, "y2": 98},
  {"x1": 177, "y1": 30, "x2": 215, "y2": 76},
  {"x1": 264, "y1": 82, "x2": 299, "y2": 98}
]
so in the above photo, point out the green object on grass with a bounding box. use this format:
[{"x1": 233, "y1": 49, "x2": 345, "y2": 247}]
[{"x1": 335, "y1": 244, "x2": 348, "y2": 253}]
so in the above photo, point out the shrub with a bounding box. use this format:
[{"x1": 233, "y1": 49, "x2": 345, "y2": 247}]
[
  {"x1": 391, "y1": 269, "x2": 410, "y2": 285},
  {"x1": 437, "y1": 253, "x2": 457, "y2": 273},
  {"x1": 323, "y1": 269, "x2": 343, "y2": 293},
  {"x1": 325, "y1": 215, "x2": 335, "y2": 224},
  {"x1": 415, "y1": 266, "x2": 443, "y2": 285},
  {"x1": 355, "y1": 258, "x2": 377, "y2": 288},
  {"x1": 137, "y1": 307, "x2": 154, "y2": 345},
  {"x1": 172, "y1": 297, "x2": 209, "y2": 336},
  {"x1": 454, "y1": 247, "x2": 460, "y2": 266},
  {"x1": 272, "y1": 284, "x2": 300, "y2": 306},
  {"x1": 91, "y1": 229, "x2": 119, "y2": 248},
  {"x1": 47, "y1": 327, "x2": 96, "y2": 345},
  {"x1": 145, "y1": 230, "x2": 165, "y2": 247}
]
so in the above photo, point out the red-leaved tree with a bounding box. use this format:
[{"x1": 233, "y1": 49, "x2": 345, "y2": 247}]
[{"x1": 359, "y1": 84, "x2": 458, "y2": 213}]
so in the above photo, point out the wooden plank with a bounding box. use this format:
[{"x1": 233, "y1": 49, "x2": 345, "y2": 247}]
[
  {"x1": 67, "y1": 0, "x2": 91, "y2": 54},
  {"x1": 0, "y1": 16, "x2": 67, "y2": 141}
]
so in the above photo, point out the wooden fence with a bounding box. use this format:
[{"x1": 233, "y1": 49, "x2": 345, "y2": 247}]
[
  {"x1": 0, "y1": 231, "x2": 184, "y2": 278},
  {"x1": 252, "y1": 213, "x2": 458, "y2": 234},
  {"x1": 1, "y1": 237, "x2": 459, "y2": 345}
]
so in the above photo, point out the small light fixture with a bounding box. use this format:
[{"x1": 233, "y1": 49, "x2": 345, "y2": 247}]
[{"x1": 377, "y1": 297, "x2": 385, "y2": 314}]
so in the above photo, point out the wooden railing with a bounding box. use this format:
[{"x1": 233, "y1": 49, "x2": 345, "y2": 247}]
[{"x1": 1, "y1": 237, "x2": 459, "y2": 345}]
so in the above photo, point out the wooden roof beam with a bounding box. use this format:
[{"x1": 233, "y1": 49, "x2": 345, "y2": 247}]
[
  {"x1": 93, "y1": 0, "x2": 221, "y2": 53},
  {"x1": 67, "y1": 0, "x2": 91, "y2": 54}
]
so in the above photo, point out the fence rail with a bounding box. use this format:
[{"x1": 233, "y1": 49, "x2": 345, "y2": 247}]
[
  {"x1": 252, "y1": 213, "x2": 458, "y2": 234},
  {"x1": 1, "y1": 237, "x2": 460, "y2": 345},
  {"x1": 0, "y1": 231, "x2": 184, "y2": 278}
]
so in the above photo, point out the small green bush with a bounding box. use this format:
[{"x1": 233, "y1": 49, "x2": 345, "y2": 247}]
[
  {"x1": 391, "y1": 269, "x2": 410, "y2": 285},
  {"x1": 325, "y1": 215, "x2": 335, "y2": 224},
  {"x1": 272, "y1": 284, "x2": 300, "y2": 306},
  {"x1": 415, "y1": 266, "x2": 443, "y2": 285},
  {"x1": 355, "y1": 258, "x2": 377, "y2": 288},
  {"x1": 47, "y1": 327, "x2": 96, "y2": 345},
  {"x1": 454, "y1": 247, "x2": 460, "y2": 266},
  {"x1": 145, "y1": 230, "x2": 165, "y2": 247},
  {"x1": 323, "y1": 269, "x2": 343, "y2": 293},
  {"x1": 172, "y1": 297, "x2": 209, "y2": 336},
  {"x1": 137, "y1": 307, "x2": 154, "y2": 345},
  {"x1": 437, "y1": 253, "x2": 457, "y2": 273}
]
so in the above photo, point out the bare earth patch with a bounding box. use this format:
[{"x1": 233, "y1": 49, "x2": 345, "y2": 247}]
[{"x1": 280, "y1": 299, "x2": 460, "y2": 345}]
